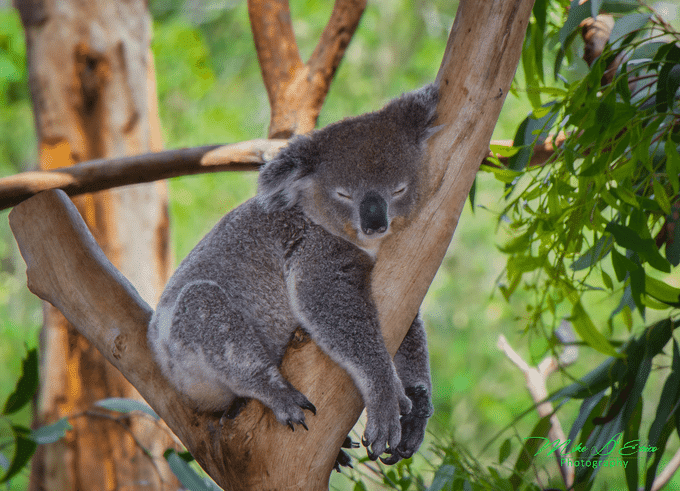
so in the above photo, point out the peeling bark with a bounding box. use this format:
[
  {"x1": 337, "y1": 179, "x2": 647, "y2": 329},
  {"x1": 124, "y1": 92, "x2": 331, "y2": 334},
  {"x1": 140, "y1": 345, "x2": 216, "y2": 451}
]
[{"x1": 14, "y1": 0, "x2": 178, "y2": 488}]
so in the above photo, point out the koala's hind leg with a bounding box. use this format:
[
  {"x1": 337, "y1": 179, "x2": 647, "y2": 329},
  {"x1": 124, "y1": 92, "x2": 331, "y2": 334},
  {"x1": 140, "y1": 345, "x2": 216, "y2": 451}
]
[{"x1": 155, "y1": 280, "x2": 316, "y2": 429}]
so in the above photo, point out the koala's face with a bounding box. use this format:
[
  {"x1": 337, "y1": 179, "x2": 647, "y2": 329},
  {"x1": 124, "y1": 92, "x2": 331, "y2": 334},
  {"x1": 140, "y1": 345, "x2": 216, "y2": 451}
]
[
  {"x1": 258, "y1": 83, "x2": 439, "y2": 256},
  {"x1": 299, "y1": 135, "x2": 423, "y2": 255}
]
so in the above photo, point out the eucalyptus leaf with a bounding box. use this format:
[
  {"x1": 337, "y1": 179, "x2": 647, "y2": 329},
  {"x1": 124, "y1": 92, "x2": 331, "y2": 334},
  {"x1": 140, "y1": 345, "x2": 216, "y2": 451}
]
[{"x1": 3, "y1": 349, "x2": 39, "y2": 416}]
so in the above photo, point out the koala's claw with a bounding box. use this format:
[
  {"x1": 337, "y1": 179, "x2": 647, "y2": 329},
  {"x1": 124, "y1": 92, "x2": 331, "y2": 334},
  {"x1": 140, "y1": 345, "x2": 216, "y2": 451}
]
[
  {"x1": 334, "y1": 449, "x2": 353, "y2": 472},
  {"x1": 300, "y1": 400, "x2": 317, "y2": 415},
  {"x1": 343, "y1": 436, "x2": 359, "y2": 449}
]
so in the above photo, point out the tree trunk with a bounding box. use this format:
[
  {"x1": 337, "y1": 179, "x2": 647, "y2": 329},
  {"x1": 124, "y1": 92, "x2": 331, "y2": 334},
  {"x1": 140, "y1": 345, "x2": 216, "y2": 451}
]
[{"x1": 13, "y1": 0, "x2": 178, "y2": 489}]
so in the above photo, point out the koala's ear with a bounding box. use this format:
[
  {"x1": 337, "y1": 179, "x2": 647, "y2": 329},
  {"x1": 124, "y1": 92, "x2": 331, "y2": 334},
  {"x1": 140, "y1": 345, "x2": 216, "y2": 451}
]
[
  {"x1": 257, "y1": 136, "x2": 317, "y2": 212},
  {"x1": 390, "y1": 82, "x2": 442, "y2": 143}
]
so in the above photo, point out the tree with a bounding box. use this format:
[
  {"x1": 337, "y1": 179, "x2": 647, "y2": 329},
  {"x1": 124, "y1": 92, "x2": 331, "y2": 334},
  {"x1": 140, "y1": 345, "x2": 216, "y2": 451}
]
[
  {"x1": 6, "y1": 0, "x2": 533, "y2": 489},
  {"x1": 12, "y1": 0, "x2": 177, "y2": 488}
]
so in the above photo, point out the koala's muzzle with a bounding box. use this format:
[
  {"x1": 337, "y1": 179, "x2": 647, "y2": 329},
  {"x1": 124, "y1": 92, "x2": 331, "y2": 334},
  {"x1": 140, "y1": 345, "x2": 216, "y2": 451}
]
[{"x1": 360, "y1": 191, "x2": 388, "y2": 235}]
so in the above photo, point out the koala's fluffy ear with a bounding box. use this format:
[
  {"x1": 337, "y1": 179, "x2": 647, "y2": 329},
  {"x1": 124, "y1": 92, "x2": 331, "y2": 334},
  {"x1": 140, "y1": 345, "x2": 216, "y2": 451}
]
[
  {"x1": 389, "y1": 83, "x2": 441, "y2": 143},
  {"x1": 258, "y1": 136, "x2": 317, "y2": 212}
]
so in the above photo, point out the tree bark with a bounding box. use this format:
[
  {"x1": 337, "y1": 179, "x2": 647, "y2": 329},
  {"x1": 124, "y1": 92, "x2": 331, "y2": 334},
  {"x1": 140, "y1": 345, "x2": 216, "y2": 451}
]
[
  {"x1": 249, "y1": 0, "x2": 366, "y2": 137},
  {"x1": 9, "y1": 1, "x2": 533, "y2": 489},
  {"x1": 13, "y1": 0, "x2": 178, "y2": 489}
]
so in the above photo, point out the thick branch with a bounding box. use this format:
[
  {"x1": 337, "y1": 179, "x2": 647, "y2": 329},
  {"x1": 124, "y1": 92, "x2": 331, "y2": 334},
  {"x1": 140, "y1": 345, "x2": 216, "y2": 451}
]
[{"x1": 9, "y1": 0, "x2": 534, "y2": 488}]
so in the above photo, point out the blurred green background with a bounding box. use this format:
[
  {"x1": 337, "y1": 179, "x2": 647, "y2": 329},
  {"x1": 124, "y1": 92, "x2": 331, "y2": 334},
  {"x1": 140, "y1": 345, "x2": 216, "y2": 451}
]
[{"x1": 1, "y1": 0, "x2": 679, "y2": 489}]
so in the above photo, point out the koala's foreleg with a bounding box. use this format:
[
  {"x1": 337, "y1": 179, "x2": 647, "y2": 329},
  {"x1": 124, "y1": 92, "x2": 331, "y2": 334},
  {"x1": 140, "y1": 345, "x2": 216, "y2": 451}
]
[
  {"x1": 286, "y1": 265, "x2": 412, "y2": 460},
  {"x1": 151, "y1": 280, "x2": 315, "y2": 430},
  {"x1": 381, "y1": 313, "x2": 433, "y2": 464}
]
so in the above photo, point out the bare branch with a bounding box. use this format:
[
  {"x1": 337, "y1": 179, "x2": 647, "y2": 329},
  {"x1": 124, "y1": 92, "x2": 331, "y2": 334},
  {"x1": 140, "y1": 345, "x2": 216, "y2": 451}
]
[
  {"x1": 307, "y1": 0, "x2": 367, "y2": 92},
  {"x1": 248, "y1": 0, "x2": 366, "y2": 137},
  {"x1": 0, "y1": 140, "x2": 286, "y2": 211},
  {"x1": 497, "y1": 334, "x2": 575, "y2": 488}
]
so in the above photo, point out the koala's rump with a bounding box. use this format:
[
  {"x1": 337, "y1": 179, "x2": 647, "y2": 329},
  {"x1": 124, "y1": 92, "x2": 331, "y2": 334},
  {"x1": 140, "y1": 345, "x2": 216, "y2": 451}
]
[{"x1": 148, "y1": 199, "x2": 301, "y2": 409}]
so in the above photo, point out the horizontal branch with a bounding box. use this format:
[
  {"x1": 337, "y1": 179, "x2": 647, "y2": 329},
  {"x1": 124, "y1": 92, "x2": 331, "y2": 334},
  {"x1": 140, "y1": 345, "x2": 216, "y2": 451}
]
[{"x1": 0, "y1": 138, "x2": 559, "y2": 212}]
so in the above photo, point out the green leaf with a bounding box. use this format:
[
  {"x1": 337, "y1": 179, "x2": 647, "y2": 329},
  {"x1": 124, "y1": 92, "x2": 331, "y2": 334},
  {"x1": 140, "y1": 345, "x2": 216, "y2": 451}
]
[
  {"x1": 666, "y1": 205, "x2": 680, "y2": 266},
  {"x1": 479, "y1": 164, "x2": 522, "y2": 184},
  {"x1": 0, "y1": 431, "x2": 37, "y2": 484},
  {"x1": 655, "y1": 44, "x2": 680, "y2": 113},
  {"x1": 571, "y1": 235, "x2": 614, "y2": 271},
  {"x1": 30, "y1": 418, "x2": 72, "y2": 444},
  {"x1": 567, "y1": 390, "x2": 607, "y2": 448},
  {"x1": 606, "y1": 222, "x2": 671, "y2": 273},
  {"x1": 648, "y1": 339, "x2": 680, "y2": 451},
  {"x1": 645, "y1": 276, "x2": 680, "y2": 307},
  {"x1": 609, "y1": 13, "x2": 651, "y2": 49},
  {"x1": 664, "y1": 137, "x2": 680, "y2": 194},
  {"x1": 489, "y1": 144, "x2": 519, "y2": 158},
  {"x1": 570, "y1": 300, "x2": 619, "y2": 357},
  {"x1": 652, "y1": 178, "x2": 670, "y2": 214},
  {"x1": 3, "y1": 349, "x2": 39, "y2": 415},
  {"x1": 510, "y1": 415, "x2": 552, "y2": 490},
  {"x1": 623, "y1": 398, "x2": 642, "y2": 491},
  {"x1": 427, "y1": 464, "x2": 456, "y2": 491},
  {"x1": 498, "y1": 438, "x2": 512, "y2": 464},
  {"x1": 559, "y1": 0, "x2": 591, "y2": 48},
  {"x1": 611, "y1": 248, "x2": 636, "y2": 281},
  {"x1": 94, "y1": 398, "x2": 160, "y2": 420},
  {"x1": 602, "y1": 0, "x2": 643, "y2": 13},
  {"x1": 644, "y1": 419, "x2": 674, "y2": 491},
  {"x1": 165, "y1": 450, "x2": 214, "y2": 491}
]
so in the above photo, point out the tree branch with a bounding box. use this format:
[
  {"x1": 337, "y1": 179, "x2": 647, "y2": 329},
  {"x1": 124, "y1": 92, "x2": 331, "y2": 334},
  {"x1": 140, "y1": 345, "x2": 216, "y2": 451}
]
[
  {"x1": 248, "y1": 0, "x2": 366, "y2": 137},
  {"x1": 498, "y1": 333, "x2": 576, "y2": 488},
  {"x1": 9, "y1": 0, "x2": 534, "y2": 488},
  {"x1": 0, "y1": 137, "x2": 563, "y2": 212},
  {"x1": 0, "y1": 140, "x2": 286, "y2": 211}
]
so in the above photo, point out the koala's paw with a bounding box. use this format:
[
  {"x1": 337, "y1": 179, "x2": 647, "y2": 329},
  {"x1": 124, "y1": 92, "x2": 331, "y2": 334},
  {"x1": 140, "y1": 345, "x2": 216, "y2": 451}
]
[
  {"x1": 379, "y1": 385, "x2": 434, "y2": 465},
  {"x1": 270, "y1": 388, "x2": 316, "y2": 431},
  {"x1": 362, "y1": 382, "x2": 412, "y2": 460}
]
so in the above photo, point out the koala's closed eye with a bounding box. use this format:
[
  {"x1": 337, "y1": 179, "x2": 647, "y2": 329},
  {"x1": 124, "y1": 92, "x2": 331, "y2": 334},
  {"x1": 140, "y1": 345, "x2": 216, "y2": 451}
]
[{"x1": 392, "y1": 185, "x2": 407, "y2": 197}]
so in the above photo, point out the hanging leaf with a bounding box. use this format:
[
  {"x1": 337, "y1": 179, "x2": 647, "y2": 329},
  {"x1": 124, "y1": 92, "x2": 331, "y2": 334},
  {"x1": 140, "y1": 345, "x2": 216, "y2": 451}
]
[
  {"x1": 30, "y1": 418, "x2": 72, "y2": 445},
  {"x1": 3, "y1": 349, "x2": 39, "y2": 416},
  {"x1": 0, "y1": 429, "x2": 37, "y2": 484},
  {"x1": 94, "y1": 397, "x2": 160, "y2": 420},
  {"x1": 570, "y1": 300, "x2": 619, "y2": 357},
  {"x1": 647, "y1": 340, "x2": 680, "y2": 451}
]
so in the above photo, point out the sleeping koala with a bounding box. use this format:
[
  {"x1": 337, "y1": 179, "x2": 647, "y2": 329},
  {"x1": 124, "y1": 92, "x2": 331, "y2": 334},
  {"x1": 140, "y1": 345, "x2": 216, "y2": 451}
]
[{"x1": 147, "y1": 83, "x2": 438, "y2": 464}]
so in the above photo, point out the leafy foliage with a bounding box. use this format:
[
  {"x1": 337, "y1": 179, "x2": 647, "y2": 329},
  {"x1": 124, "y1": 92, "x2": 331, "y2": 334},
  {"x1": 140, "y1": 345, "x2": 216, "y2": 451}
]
[{"x1": 486, "y1": 0, "x2": 680, "y2": 489}]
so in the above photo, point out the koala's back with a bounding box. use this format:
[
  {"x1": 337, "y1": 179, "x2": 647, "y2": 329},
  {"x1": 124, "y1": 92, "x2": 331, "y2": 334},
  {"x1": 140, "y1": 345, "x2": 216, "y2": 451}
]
[{"x1": 149, "y1": 198, "x2": 309, "y2": 410}]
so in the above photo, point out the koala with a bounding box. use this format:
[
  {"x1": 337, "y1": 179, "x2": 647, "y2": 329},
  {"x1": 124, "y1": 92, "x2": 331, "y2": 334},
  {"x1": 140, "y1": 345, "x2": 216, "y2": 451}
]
[{"x1": 147, "y1": 83, "x2": 438, "y2": 465}]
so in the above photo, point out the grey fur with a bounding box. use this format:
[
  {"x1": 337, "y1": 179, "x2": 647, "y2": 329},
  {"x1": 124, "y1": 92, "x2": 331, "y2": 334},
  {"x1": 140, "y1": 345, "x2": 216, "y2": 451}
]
[{"x1": 148, "y1": 83, "x2": 438, "y2": 463}]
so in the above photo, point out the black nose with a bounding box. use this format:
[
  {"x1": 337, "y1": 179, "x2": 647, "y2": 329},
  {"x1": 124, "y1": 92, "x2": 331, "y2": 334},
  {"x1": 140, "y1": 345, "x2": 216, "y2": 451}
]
[{"x1": 359, "y1": 191, "x2": 388, "y2": 235}]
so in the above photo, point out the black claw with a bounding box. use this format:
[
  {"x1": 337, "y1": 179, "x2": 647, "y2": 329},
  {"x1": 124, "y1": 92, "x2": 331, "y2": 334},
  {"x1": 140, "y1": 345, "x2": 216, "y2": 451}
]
[
  {"x1": 361, "y1": 436, "x2": 369, "y2": 447},
  {"x1": 342, "y1": 436, "x2": 359, "y2": 449},
  {"x1": 287, "y1": 421, "x2": 295, "y2": 432},
  {"x1": 300, "y1": 420, "x2": 309, "y2": 431},
  {"x1": 367, "y1": 449, "x2": 380, "y2": 461},
  {"x1": 301, "y1": 400, "x2": 317, "y2": 415}
]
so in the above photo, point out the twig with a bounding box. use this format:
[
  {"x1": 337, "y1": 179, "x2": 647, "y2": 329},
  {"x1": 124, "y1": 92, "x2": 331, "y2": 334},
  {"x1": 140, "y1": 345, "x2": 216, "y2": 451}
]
[{"x1": 497, "y1": 334, "x2": 576, "y2": 488}]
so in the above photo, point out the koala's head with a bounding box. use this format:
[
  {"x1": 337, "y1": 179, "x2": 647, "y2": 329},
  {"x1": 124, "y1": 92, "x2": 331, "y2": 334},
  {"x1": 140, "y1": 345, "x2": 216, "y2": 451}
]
[{"x1": 258, "y1": 83, "x2": 439, "y2": 256}]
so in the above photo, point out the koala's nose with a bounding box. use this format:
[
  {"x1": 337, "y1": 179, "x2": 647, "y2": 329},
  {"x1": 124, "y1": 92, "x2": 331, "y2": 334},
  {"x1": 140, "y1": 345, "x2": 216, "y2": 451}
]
[{"x1": 360, "y1": 191, "x2": 388, "y2": 235}]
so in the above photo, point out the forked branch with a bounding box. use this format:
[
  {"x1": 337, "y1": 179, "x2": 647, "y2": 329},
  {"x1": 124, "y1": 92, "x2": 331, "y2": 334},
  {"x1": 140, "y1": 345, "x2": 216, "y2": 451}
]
[{"x1": 248, "y1": 0, "x2": 366, "y2": 137}]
